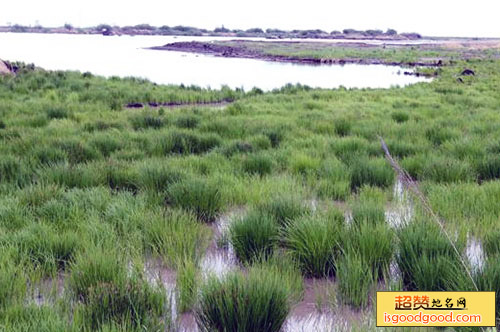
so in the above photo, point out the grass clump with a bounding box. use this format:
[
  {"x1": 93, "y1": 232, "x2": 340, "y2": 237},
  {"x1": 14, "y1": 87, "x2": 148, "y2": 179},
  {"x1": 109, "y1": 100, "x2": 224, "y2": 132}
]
[
  {"x1": 136, "y1": 162, "x2": 184, "y2": 193},
  {"x1": 397, "y1": 220, "x2": 470, "y2": 291},
  {"x1": 130, "y1": 113, "x2": 164, "y2": 130},
  {"x1": 477, "y1": 156, "x2": 500, "y2": 181},
  {"x1": 144, "y1": 209, "x2": 211, "y2": 266},
  {"x1": 195, "y1": 265, "x2": 292, "y2": 332},
  {"x1": 333, "y1": 118, "x2": 352, "y2": 136},
  {"x1": 77, "y1": 276, "x2": 165, "y2": 330},
  {"x1": 349, "y1": 156, "x2": 394, "y2": 191},
  {"x1": 336, "y1": 250, "x2": 373, "y2": 309},
  {"x1": 391, "y1": 111, "x2": 409, "y2": 123},
  {"x1": 348, "y1": 221, "x2": 394, "y2": 279},
  {"x1": 159, "y1": 131, "x2": 221, "y2": 155},
  {"x1": 242, "y1": 153, "x2": 273, "y2": 176},
  {"x1": 177, "y1": 259, "x2": 199, "y2": 313},
  {"x1": 229, "y1": 210, "x2": 278, "y2": 263},
  {"x1": 283, "y1": 210, "x2": 344, "y2": 277},
  {"x1": 259, "y1": 195, "x2": 311, "y2": 226},
  {"x1": 175, "y1": 114, "x2": 200, "y2": 128},
  {"x1": 166, "y1": 178, "x2": 223, "y2": 222},
  {"x1": 0, "y1": 254, "x2": 27, "y2": 309}
]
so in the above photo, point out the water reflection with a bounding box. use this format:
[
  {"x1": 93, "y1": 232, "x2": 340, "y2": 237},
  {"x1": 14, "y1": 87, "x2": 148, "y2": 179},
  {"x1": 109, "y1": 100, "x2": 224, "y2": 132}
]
[{"x1": 0, "y1": 33, "x2": 431, "y2": 90}]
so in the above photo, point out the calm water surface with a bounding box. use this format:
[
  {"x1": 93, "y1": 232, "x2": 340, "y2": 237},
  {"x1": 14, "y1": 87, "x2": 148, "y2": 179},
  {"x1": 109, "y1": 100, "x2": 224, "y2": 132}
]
[{"x1": 0, "y1": 33, "x2": 431, "y2": 90}]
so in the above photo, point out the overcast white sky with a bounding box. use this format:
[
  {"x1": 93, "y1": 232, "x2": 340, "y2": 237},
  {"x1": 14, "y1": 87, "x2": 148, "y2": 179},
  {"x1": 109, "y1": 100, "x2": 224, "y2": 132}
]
[{"x1": 1, "y1": 0, "x2": 499, "y2": 37}]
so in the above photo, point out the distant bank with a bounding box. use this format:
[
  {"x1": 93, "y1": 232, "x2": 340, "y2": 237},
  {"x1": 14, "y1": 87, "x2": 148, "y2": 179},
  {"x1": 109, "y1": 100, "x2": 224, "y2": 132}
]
[{"x1": 0, "y1": 24, "x2": 422, "y2": 40}]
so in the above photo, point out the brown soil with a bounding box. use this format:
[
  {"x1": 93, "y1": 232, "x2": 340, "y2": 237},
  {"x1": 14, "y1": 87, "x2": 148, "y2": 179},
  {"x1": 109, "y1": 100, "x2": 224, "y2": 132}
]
[{"x1": 125, "y1": 99, "x2": 233, "y2": 109}]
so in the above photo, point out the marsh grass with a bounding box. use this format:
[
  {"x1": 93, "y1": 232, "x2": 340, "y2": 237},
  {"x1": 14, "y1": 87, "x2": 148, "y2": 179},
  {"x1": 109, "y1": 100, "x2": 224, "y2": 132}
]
[
  {"x1": 242, "y1": 153, "x2": 273, "y2": 176},
  {"x1": 348, "y1": 221, "x2": 394, "y2": 279},
  {"x1": 229, "y1": 209, "x2": 278, "y2": 263},
  {"x1": 11, "y1": 224, "x2": 80, "y2": 274},
  {"x1": 177, "y1": 259, "x2": 199, "y2": 313},
  {"x1": 336, "y1": 250, "x2": 373, "y2": 309},
  {"x1": 195, "y1": 265, "x2": 291, "y2": 332},
  {"x1": 144, "y1": 209, "x2": 211, "y2": 266},
  {"x1": 166, "y1": 178, "x2": 223, "y2": 222},
  {"x1": 76, "y1": 275, "x2": 166, "y2": 330},
  {"x1": 283, "y1": 210, "x2": 344, "y2": 277},
  {"x1": 349, "y1": 156, "x2": 394, "y2": 191},
  {"x1": 258, "y1": 194, "x2": 311, "y2": 226},
  {"x1": 0, "y1": 254, "x2": 27, "y2": 309},
  {"x1": 397, "y1": 220, "x2": 471, "y2": 291}
]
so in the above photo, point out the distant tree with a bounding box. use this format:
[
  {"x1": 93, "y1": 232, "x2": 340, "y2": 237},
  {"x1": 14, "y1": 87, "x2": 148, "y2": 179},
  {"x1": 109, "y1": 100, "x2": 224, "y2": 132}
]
[
  {"x1": 64, "y1": 23, "x2": 73, "y2": 30},
  {"x1": 246, "y1": 28, "x2": 264, "y2": 34},
  {"x1": 364, "y1": 29, "x2": 383, "y2": 36},
  {"x1": 214, "y1": 25, "x2": 230, "y2": 33},
  {"x1": 134, "y1": 24, "x2": 156, "y2": 30},
  {"x1": 11, "y1": 24, "x2": 27, "y2": 32},
  {"x1": 330, "y1": 30, "x2": 341, "y2": 35},
  {"x1": 342, "y1": 28, "x2": 359, "y2": 35},
  {"x1": 266, "y1": 28, "x2": 285, "y2": 34},
  {"x1": 386, "y1": 28, "x2": 398, "y2": 35}
]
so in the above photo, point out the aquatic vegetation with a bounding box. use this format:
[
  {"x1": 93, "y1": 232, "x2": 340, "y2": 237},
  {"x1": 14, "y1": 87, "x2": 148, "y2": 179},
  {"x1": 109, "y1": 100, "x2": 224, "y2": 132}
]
[
  {"x1": 166, "y1": 178, "x2": 223, "y2": 222},
  {"x1": 1, "y1": 44, "x2": 500, "y2": 330},
  {"x1": 195, "y1": 265, "x2": 292, "y2": 332},
  {"x1": 283, "y1": 211, "x2": 344, "y2": 277},
  {"x1": 229, "y1": 209, "x2": 278, "y2": 263}
]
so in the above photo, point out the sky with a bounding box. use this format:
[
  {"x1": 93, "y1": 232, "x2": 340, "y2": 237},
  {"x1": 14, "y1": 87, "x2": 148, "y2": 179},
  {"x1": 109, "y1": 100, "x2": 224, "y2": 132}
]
[{"x1": 1, "y1": 0, "x2": 499, "y2": 38}]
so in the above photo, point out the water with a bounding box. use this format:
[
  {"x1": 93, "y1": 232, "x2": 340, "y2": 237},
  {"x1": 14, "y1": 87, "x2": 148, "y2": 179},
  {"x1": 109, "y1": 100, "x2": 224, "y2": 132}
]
[{"x1": 0, "y1": 33, "x2": 431, "y2": 91}]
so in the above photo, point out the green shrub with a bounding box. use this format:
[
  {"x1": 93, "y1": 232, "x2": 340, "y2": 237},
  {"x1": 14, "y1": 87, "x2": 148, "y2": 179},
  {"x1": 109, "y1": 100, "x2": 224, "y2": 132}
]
[
  {"x1": 242, "y1": 153, "x2": 273, "y2": 176},
  {"x1": 166, "y1": 178, "x2": 223, "y2": 222},
  {"x1": 230, "y1": 210, "x2": 278, "y2": 263},
  {"x1": 283, "y1": 211, "x2": 344, "y2": 277},
  {"x1": 196, "y1": 266, "x2": 291, "y2": 332}
]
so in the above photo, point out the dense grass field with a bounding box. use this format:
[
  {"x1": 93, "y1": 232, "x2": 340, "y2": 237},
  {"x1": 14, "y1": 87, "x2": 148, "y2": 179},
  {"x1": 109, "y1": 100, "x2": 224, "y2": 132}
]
[{"x1": 1, "y1": 48, "x2": 500, "y2": 331}]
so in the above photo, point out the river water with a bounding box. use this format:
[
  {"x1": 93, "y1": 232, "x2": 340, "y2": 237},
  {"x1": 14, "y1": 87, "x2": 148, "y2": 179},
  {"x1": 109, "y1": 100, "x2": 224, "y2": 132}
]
[{"x1": 0, "y1": 33, "x2": 431, "y2": 90}]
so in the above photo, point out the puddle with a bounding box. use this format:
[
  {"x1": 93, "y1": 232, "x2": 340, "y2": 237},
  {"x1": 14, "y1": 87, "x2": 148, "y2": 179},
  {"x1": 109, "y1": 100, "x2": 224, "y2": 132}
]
[
  {"x1": 200, "y1": 209, "x2": 243, "y2": 280},
  {"x1": 28, "y1": 274, "x2": 65, "y2": 306},
  {"x1": 466, "y1": 235, "x2": 485, "y2": 272},
  {"x1": 143, "y1": 259, "x2": 178, "y2": 322},
  {"x1": 385, "y1": 177, "x2": 413, "y2": 228}
]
